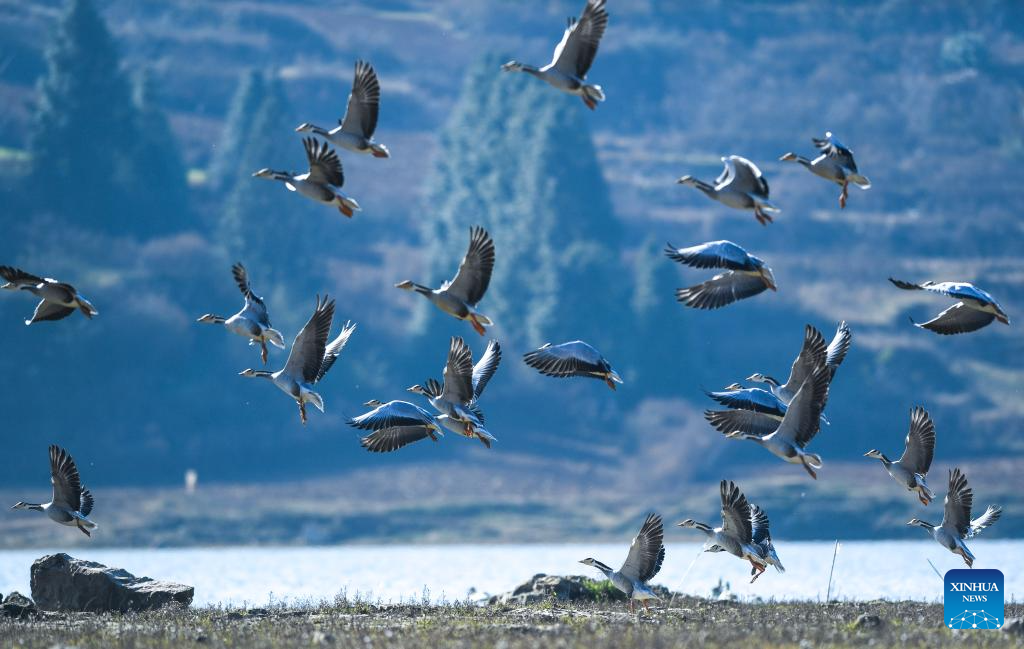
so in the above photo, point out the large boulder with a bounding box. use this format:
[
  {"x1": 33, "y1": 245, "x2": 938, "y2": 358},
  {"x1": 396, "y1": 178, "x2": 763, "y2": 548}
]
[
  {"x1": 31, "y1": 553, "x2": 193, "y2": 613},
  {"x1": 2, "y1": 591, "x2": 37, "y2": 619}
]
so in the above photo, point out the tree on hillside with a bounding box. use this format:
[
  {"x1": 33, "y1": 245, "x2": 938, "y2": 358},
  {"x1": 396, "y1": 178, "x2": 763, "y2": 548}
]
[
  {"x1": 28, "y1": 0, "x2": 188, "y2": 236},
  {"x1": 419, "y1": 55, "x2": 628, "y2": 356}
]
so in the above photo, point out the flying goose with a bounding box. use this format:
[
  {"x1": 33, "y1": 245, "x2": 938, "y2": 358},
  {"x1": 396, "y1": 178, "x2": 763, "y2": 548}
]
[
  {"x1": 677, "y1": 481, "x2": 768, "y2": 582},
  {"x1": 296, "y1": 60, "x2": 390, "y2": 158},
  {"x1": 0, "y1": 266, "x2": 97, "y2": 325},
  {"x1": 579, "y1": 513, "x2": 665, "y2": 612},
  {"x1": 677, "y1": 156, "x2": 780, "y2": 225},
  {"x1": 889, "y1": 278, "x2": 1009, "y2": 335},
  {"x1": 747, "y1": 322, "x2": 851, "y2": 404},
  {"x1": 253, "y1": 137, "x2": 361, "y2": 217},
  {"x1": 780, "y1": 132, "x2": 871, "y2": 208},
  {"x1": 749, "y1": 504, "x2": 784, "y2": 580},
  {"x1": 664, "y1": 240, "x2": 776, "y2": 309},
  {"x1": 239, "y1": 295, "x2": 356, "y2": 425},
  {"x1": 12, "y1": 445, "x2": 97, "y2": 537},
  {"x1": 395, "y1": 226, "x2": 495, "y2": 335},
  {"x1": 408, "y1": 337, "x2": 501, "y2": 448},
  {"x1": 522, "y1": 340, "x2": 622, "y2": 390},
  {"x1": 709, "y1": 364, "x2": 832, "y2": 479},
  {"x1": 348, "y1": 399, "x2": 445, "y2": 453},
  {"x1": 908, "y1": 468, "x2": 1001, "y2": 567},
  {"x1": 865, "y1": 406, "x2": 936, "y2": 505},
  {"x1": 704, "y1": 383, "x2": 830, "y2": 438},
  {"x1": 197, "y1": 263, "x2": 285, "y2": 364},
  {"x1": 501, "y1": 0, "x2": 608, "y2": 110}
]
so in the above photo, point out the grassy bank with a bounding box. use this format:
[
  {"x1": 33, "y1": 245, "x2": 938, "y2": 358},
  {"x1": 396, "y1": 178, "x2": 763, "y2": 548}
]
[{"x1": 2, "y1": 597, "x2": 1021, "y2": 648}]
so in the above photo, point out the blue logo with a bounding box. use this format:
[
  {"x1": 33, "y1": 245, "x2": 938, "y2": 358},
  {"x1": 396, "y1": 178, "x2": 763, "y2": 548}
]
[{"x1": 944, "y1": 569, "x2": 1003, "y2": 629}]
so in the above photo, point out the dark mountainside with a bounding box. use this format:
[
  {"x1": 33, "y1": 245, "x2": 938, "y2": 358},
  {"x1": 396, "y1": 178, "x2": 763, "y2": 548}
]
[{"x1": 0, "y1": 1, "x2": 1021, "y2": 540}]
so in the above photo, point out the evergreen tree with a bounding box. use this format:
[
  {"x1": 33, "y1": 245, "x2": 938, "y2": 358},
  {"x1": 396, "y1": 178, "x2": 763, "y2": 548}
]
[
  {"x1": 128, "y1": 71, "x2": 191, "y2": 234},
  {"x1": 28, "y1": 0, "x2": 142, "y2": 228},
  {"x1": 420, "y1": 55, "x2": 627, "y2": 356}
]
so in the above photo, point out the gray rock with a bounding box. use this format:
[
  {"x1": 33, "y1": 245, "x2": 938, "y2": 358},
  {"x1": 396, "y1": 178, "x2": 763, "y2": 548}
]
[
  {"x1": 30, "y1": 553, "x2": 194, "y2": 613},
  {"x1": 1003, "y1": 617, "x2": 1023, "y2": 636},
  {"x1": 488, "y1": 574, "x2": 671, "y2": 605},
  {"x1": 853, "y1": 613, "x2": 884, "y2": 630},
  {"x1": 2, "y1": 591, "x2": 37, "y2": 619}
]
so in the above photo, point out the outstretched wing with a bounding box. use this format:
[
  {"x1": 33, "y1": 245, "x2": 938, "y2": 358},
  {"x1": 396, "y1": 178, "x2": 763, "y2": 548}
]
[
  {"x1": 282, "y1": 295, "x2": 335, "y2": 384},
  {"x1": 618, "y1": 513, "x2": 665, "y2": 583},
  {"x1": 49, "y1": 445, "x2": 83, "y2": 513},
  {"x1": 943, "y1": 468, "x2": 973, "y2": 538},
  {"x1": 664, "y1": 240, "x2": 754, "y2": 271},
  {"x1": 523, "y1": 341, "x2": 606, "y2": 379},
  {"x1": 705, "y1": 409, "x2": 783, "y2": 438},
  {"x1": 348, "y1": 400, "x2": 433, "y2": 432},
  {"x1": 913, "y1": 303, "x2": 995, "y2": 335},
  {"x1": 705, "y1": 388, "x2": 786, "y2": 417},
  {"x1": 775, "y1": 365, "x2": 831, "y2": 447},
  {"x1": 720, "y1": 480, "x2": 753, "y2": 543},
  {"x1": 675, "y1": 271, "x2": 769, "y2": 310},
  {"x1": 339, "y1": 60, "x2": 381, "y2": 139},
  {"x1": 471, "y1": 339, "x2": 501, "y2": 399},
  {"x1": 825, "y1": 321, "x2": 852, "y2": 372},
  {"x1": 551, "y1": 0, "x2": 608, "y2": 79},
  {"x1": 782, "y1": 326, "x2": 828, "y2": 396},
  {"x1": 79, "y1": 488, "x2": 94, "y2": 517},
  {"x1": 27, "y1": 300, "x2": 75, "y2": 324},
  {"x1": 812, "y1": 132, "x2": 858, "y2": 173},
  {"x1": 0, "y1": 266, "x2": 44, "y2": 287},
  {"x1": 361, "y1": 426, "x2": 435, "y2": 453},
  {"x1": 440, "y1": 336, "x2": 475, "y2": 405},
  {"x1": 720, "y1": 156, "x2": 769, "y2": 198},
  {"x1": 232, "y1": 262, "x2": 270, "y2": 326},
  {"x1": 303, "y1": 137, "x2": 345, "y2": 187},
  {"x1": 442, "y1": 226, "x2": 494, "y2": 306},
  {"x1": 967, "y1": 505, "x2": 1001, "y2": 539},
  {"x1": 316, "y1": 320, "x2": 356, "y2": 383},
  {"x1": 897, "y1": 406, "x2": 935, "y2": 475}
]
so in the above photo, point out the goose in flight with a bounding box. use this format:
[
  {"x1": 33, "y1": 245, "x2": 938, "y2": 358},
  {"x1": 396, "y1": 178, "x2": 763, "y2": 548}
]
[
  {"x1": 709, "y1": 365, "x2": 832, "y2": 479},
  {"x1": 501, "y1": 0, "x2": 608, "y2": 110},
  {"x1": 197, "y1": 263, "x2": 285, "y2": 364},
  {"x1": 703, "y1": 383, "x2": 829, "y2": 438},
  {"x1": 749, "y1": 504, "x2": 784, "y2": 581},
  {"x1": 677, "y1": 481, "x2": 768, "y2": 582},
  {"x1": 523, "y1": 340, "x2": 622, "y2": 390},
  {"x1": 348, "y1": 399, "x2": 445, "y2": 453},
  {"x1": 865, "y1": 406, "x2": 936, "y2": 505},
  {"x1": 889, "y1": 278, "x2": 1009, "y2": 335},
  {"x1": 408, "y1": 337, "x2": 501, "y2": 448},
  {"x1": 677, "y1": 156, "x2": 780, "y2": 225},
  {"x1": 908, "y1": 468, "x2": 1001, "y2": 567},
  {"x1": 296, "y1": 60, "x2": 390, "y2": 158},
  {"x1": 239, "y1": 295, "x2": 356, "y2": 425},
  {"x1": 395, "y1": 226, "x2": 495, "y2": 335},
  {"x1": 0, "y1": 266, "x2": 97, "y2": 325},
  {"x1": 747, "y1": 322, "x2": 851, "y2": 404},
  {"x1": 780, "y1": 132, "x2": 871, "y2": 208},
  {"x1": 12, "y1": 445, "x2": 98, "y2": 537},
  {"x1": 253, "y1": 137, "x2": 361, "y2": 217},
  {"x1": 580, "y1": 513, "x2": 665, "y2": 612},
  {"x1": 664, "y1": 240, "x2": 776, "y2": 309}
]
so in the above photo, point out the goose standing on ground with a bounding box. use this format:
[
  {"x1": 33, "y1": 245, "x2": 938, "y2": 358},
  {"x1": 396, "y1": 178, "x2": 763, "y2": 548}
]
[
  {"x1": 747, "y1": 322, "x2": 851, "y2": 404},
  {"x1": 501, "y1": 0, "x2": 608, "y2": 110},
  {"x1": 889, "y1": 278, "x2": 1009, "y2": 335},
  {"x1": 709, "y1": 365, "x2": 832, "y2": 479},
  {"x1": 579, "y1": 513, "x2": 665, "y2": 612},
  {"x1": 197, "y1": 263, "x2": 284, "y2": 364},
  {"x1": 408, "y1": 337, "x2": 501, "y2": 448},
  {"x1": 348, "y1": 399, "x2": 445, "y2": 453},
  {"x1": 677, "y1": 156, "x2": 780, "y2": 225},
  {"x1": 677, "y1": 481, "x2": 768, "y2": 582},
  {"x1": 865, "y1": 406, "x2": 936, "y2": 505},
  {"x1": 908, "y1": 468, "x2": 1001, "y2": 567},
  {"x1": 523, "y1": 340, "x2": 622, "y2": 390},
  {"x1": 749, "y1": 505, "x2": 784, "y2": 580},
  {"x1": 12, "y1": 445, "x2": 97, "y2": 537},
  {"x1": 239, "y1": 295, "x2": 356, "y2": 425},
  {"x1": 395, "y1": 226, "x2": 495, "y2": 335},
  {"x1": 664, "y1": 240, "x2": 776, "y2": 309},
  {"x1": 0, "y1": 266, "x2": 97, "y2": 325},
  {"x1": 296, "y1": 60, "x2": 390, "y2": 158},
  {"x1": 780, "y1": 132, "x2": 871, "y2": 208},
  {"x1": 253, "y1": 138, "x2": 361, "y2": 217}
]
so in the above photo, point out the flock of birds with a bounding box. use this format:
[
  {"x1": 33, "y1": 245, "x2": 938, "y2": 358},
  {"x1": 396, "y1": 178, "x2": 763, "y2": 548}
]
[{"x1": 3, "y1": 0, "x2": 1013, "y2": 612}]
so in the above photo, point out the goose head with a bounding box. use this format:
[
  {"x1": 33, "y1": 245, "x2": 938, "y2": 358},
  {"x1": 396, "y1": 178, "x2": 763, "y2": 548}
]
[
  {"x1": 196, "y1": 314, "x2": 223, "y2": 324},
  {"x1": 863, "y1": 449, "x2": 886, "y2": 461},
  {"x1": 394, "y1": 280, "x2": 416, "y2": 291},
  {"x1": 746, "y1": 373, "x2": 780, "y2": 387},
  {"x1": 759, "y1": 266, "x2": 777, "y2": 291},
  {"x1": 294, "y1": 123, "x2": 316, "y2": 133},
  {"x1": 252, "y1": 168, "x2": 276, "y2": 179},
  {"x1": 906, "y1": 518, "x2": 934, "y2": 530}
]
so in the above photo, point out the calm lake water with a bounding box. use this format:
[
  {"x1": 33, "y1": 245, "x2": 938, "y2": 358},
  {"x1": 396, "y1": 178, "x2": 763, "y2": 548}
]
[{"x1": 1, "y1": 541, "x2": 1020, "y2": 607}]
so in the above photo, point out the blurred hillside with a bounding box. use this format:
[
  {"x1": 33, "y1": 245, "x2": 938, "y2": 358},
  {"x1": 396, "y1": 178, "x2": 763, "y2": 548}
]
[{"x1": 0, "y1": 0, "x2": 1021, "y2": 540}]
